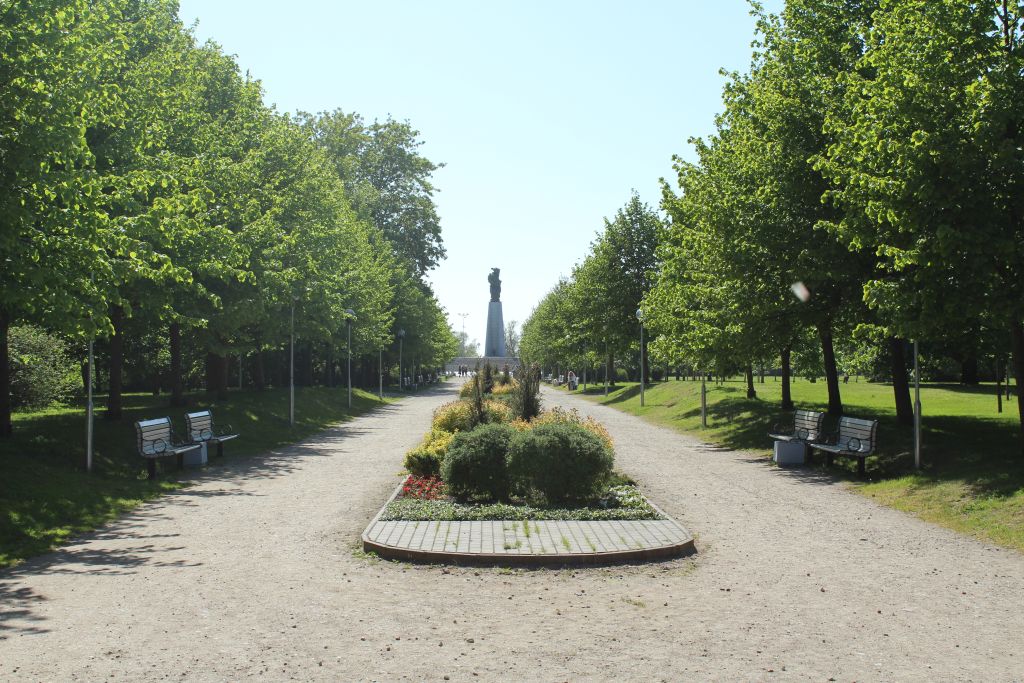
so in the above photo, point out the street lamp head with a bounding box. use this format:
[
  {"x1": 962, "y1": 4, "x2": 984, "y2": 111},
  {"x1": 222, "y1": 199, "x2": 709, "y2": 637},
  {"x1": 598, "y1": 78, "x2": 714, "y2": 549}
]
[
  {"x1": 398, "y1": 328, "x2": 405, "y2": 338},
  {"x1": 636, "y1": 308, "x2": 644, "y2": 321},
  {"x1": 345, "y1": 308, "x2": 356, "y2": 317}
]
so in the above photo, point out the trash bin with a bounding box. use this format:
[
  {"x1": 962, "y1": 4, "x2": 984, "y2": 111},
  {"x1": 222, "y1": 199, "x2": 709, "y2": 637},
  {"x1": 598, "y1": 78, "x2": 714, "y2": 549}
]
[
  {"x1": 183, "y1": 441, "x2": 208, "y2": 468},
  {"x1": 773, "y1": 440, "x2": 805, "y2": 466}
]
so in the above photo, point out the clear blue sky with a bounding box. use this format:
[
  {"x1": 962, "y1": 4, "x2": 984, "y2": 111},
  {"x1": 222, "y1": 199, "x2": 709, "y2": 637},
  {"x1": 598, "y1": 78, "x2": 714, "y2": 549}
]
[{"x1": 178, "y1": 0, "x2": 784, "y2": 350}]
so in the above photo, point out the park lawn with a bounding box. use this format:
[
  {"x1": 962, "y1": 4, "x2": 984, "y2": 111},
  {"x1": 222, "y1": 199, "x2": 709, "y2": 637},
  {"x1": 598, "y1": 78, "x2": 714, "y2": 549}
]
[
  {"x1": 0, "y1": 386, "x2": 392, "y2": 569},
  {"x1": 566, "y1": 377, "x2": 1024, "y2": 552}
]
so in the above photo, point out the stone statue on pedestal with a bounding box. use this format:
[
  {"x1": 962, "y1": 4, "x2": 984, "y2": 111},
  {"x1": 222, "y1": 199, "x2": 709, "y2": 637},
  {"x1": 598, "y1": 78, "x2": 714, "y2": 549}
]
[
  {"x1": 488, "y1": 268, "x2": 501, "y2": 302},
  {"x1": 484, "y1": 268, "x2": 507, "y2": 357}
]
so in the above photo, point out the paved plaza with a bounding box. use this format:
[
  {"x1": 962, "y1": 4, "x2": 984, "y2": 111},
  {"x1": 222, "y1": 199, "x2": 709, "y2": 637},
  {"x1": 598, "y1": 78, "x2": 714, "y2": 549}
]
[{"x1": 1, "y1": 381, "x2": 1023, "y2": 681}]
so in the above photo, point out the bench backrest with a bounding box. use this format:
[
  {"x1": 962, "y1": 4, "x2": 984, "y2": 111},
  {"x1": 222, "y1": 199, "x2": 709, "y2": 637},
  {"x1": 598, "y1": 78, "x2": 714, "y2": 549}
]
[
  {"x1": 136, "y1": 417, "x2": 172, "y2": 456},
  {"x1": 185, "y1": 410, "x2": 214, "y2": 442},
  {"x1": 837, "y1": 416, "x2": 878, "y2": 454},
  {"x1": 793, "y1": 410, "x2": 825, "y2": 441}
]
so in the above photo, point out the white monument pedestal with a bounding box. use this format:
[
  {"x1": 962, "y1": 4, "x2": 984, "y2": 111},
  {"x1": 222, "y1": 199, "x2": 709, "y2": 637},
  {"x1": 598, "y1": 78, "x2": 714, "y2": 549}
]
[{"x1": 773, "y1": 440, "x2": 806, "y2": 466}]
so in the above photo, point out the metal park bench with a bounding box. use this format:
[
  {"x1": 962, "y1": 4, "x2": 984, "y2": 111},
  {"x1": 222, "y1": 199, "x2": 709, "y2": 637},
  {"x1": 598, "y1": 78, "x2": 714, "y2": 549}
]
[
  {"x1": 768, "y1": 409, "x2": 825, "y2": 466},
  {"x1": 810, "y1": 416, "x2": 879, "y2": 476},
  {"x1": 135, "y1": 416, "x2": 201, "y2": 480},
  {"x1": 184, "y1": 410, "x2": 239, "y2": 458},
  {"x1": 768, "y1": 409, "x2": 826, "y2": 445}
]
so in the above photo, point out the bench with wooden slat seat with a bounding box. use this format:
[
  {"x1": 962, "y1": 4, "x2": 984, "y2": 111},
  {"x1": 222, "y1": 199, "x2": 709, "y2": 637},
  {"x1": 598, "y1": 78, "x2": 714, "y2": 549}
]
[
  {"x1": 135, "y1": 416, "x2": 202, "y2": 480},
  {"x1": 810, "y1": 416, "x2": 879, "y2": 476},
  {"x1": 768, "y1": 409, "x2": 826, "y2": 444},
  {"x1": 185, "y1": 410, "x2": 238, "y2": 458}
]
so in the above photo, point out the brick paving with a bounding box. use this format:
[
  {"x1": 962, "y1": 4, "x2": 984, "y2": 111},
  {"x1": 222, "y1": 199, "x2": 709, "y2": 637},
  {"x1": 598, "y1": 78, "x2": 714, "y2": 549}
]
[{"x1": 362, "y1": 516, "x2": 693, "y2": 562}]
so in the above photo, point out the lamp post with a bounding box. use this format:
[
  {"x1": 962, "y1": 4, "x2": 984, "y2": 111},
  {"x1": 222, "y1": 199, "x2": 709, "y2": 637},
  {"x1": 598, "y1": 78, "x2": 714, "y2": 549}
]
[
  {"x1": 398, "y1": 328, "x2": 405, "y2": 391},
  {"x1": 637, "y1": 308, "x2": 645, "y2": 408},
  {"x1": 914, "y1": 339, "x2": 921, "y2": 469},
  {"x1": 290, "y1": 298, "x2": 296, "y2": 427},
  {"x1": 378, "y1": 348, "x2": 383, "y2": 399},
  {"x1": 604, "y1": 331, "x2": 609, "y2": 397},
  {"x1": 86, "y1": 335, "x2": 94, "y2": 472},
  {"x1": 345, "y1": 309, "x2": 355, "y2": 409}
]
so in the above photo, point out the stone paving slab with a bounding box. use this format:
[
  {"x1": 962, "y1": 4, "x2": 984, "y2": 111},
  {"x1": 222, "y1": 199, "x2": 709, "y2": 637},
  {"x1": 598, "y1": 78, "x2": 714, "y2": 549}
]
[{"x1": 362, "y1": 483, "x2": 695, "y2": 565}]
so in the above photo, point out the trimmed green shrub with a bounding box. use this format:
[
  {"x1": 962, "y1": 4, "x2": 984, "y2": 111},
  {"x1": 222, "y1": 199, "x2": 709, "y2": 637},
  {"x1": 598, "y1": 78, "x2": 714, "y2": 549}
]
[
  {"x1": 441, "y1": 423, "x2": 515, "y2": 501},
  {"x1": 507, "y1": 423, "x2": 613, "y2": 505},
  {"x1": 9, "y1": 324, "x2": 79, "y2": 409},
  {"x1": 403, "y1": 429, "x2": 454, "y2": 477},
  {"x1": 433, "y1": 401, "x2": 475, "y2": 433},
  {"x1": 482, "y1": 399, "x2": 513, "y2": 424}
]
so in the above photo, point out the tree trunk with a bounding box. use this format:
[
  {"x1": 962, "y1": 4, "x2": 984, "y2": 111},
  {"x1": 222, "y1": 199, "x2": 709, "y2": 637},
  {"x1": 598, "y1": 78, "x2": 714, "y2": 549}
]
[
  {"x1": 607, "y1": 351, "x2": 615, "y2": 386},
  {"x1": 960, "y1": 354, "x2": 979, "y2": 385},
  {"x1": 1011, "y1": 321, "x2": 1024, "y2": 456},
  {"x1": 253, "y1": 348, "x2": 265, "y2": 391},
  {"x1": 780, "y1": 346, "x2": 793, "y2": 411},
  {"x1": 0, "y1": 309, "x2": 11, "y2": 437},
  {"x1": 169, "y1": 322, "x2": 185, "y2": 406},
  {"x1": 745, "y1": 364, "x2": 756, "y2": 399},
  {"x1": 105, "y1": 305, "x2": 124, "y2": 420},
  {"x1": 997, "y1": 357, "x2": 1004, "y2": 414},
  {"x1": 300, "y1": 343, "x2": 314, "y2": 387},
  {"x1": 889, "y1": 336, "x2": 913, "y2": 426},
  {"x1": 205, "y1": 352, "x2": 229, "y2": 401},
  {"x1": 817, "y1": 322, "x2": 843, "y2": 415}
]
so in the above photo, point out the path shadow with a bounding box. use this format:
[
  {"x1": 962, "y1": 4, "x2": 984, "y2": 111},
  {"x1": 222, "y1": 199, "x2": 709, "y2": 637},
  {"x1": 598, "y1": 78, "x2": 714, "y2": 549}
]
[{"x1": 0, "y1": 582, "x2": 49, "y2": 639}]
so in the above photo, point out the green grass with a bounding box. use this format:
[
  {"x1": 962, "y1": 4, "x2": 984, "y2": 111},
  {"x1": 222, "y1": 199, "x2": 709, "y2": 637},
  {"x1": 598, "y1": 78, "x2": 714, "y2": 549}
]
[
  {"x1": 566, "y1": 377, "x2": 1024, "y2": 551},
  {"x1": 0, "y1": 385, "x2": 393, "y2": 568}
]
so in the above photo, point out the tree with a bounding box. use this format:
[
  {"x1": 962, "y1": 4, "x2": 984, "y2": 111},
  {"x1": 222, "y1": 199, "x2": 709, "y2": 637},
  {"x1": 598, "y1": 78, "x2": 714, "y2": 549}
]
[
  {"x1": 818, "y1": 0, "x2": 1024, "y2": 443},
  {"x1": 0, "y1": 0, "x2": 137, "y2": 434},
  {"x1": 504, "y1": 320, "x2": 520, "y2": 358},
  {"x1": 300, "y1": 110, "x2": 446, "y2": 279}
]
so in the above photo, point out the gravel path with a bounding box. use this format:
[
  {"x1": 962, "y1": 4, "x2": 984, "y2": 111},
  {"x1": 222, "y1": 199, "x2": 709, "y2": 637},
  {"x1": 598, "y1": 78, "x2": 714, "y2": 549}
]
[{"x1": 2, "y1": 381, "x2": 1022, "y2": 681}]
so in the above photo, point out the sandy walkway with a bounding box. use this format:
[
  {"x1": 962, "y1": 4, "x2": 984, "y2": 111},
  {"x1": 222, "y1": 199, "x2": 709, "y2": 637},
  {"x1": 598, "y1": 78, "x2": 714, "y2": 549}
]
[{"x1": 2, "y1": 381, "x2": 1022, "y2": 681}]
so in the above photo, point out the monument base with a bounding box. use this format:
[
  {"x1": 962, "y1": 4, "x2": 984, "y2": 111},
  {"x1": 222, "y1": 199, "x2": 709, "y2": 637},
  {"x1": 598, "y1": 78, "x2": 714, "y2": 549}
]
[
  {"x1": 446, "y1": 356, "x2": 520, "y2": 373},
  {"x1": 484, "y1": 300, "x2": 506, "y2": 357}
]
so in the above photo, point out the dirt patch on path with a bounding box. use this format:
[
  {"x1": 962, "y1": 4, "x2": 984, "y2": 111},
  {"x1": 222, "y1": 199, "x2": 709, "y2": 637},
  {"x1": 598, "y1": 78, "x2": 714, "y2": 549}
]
[{"x1": 1, "y1": 382, "x2": 1022, "y2": 681}]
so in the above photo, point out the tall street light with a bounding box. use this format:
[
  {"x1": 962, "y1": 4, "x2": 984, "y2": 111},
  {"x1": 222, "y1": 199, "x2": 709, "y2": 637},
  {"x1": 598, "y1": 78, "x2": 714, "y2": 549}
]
[
  {"x1": 604, "y1": 332, "x2": 610, "y2": 397},
  {"x1": 378, "y1": 347, "x2": 384, "y2": 400},
  {"x1": 345, "y1": 309, "x2": 355, "y2": 409},
  {"x1": 637, "y1": 308, "x2": 645, "y2": 408},
  {"x1": 398, "y1": 328, "x2": 405, "y2": 391},
  {"x1": 914, "y1": 339, "x2": 921, "y2": 469},
  {"x1": 290, "y1": 297, "x2": 297, "y2": 427}
]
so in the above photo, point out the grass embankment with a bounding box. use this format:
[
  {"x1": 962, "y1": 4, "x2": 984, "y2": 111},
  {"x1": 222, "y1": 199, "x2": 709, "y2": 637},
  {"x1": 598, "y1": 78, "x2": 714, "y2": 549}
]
[
  {"x1": 0, "y1": 386, "x2": 392, "y2": 568},
  {"x1": 565, "y1": 377, "x2": 1024, "y2": 551}
]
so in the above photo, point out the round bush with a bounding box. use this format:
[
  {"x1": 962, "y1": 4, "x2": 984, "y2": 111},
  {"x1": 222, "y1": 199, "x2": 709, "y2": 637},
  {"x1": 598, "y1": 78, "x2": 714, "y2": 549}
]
[
  {"x1": 9, "y1": 324, "x2": 79, "y2": 409},
  {"x1": 482, "y1": 399, "x2": 513, "y2": 424},
  {"x1": 507, "y1": 423, "x2": 613, "y2": 505},
  {"x1": 403, "y1": 429, "x2": 454, "y2": 477},
  {"x1": 432, "y1": 401, "x2": 475, "y2": 433},
  {"x1": 441, "y1": 423, "x2": 515, "y2": 501}
]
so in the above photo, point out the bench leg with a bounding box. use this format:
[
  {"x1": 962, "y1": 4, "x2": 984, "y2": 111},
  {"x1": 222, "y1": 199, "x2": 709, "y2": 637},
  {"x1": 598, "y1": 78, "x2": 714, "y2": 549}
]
[
  {"x1": 857, "y1": 457, "x2": 865, "y2": 477},
  {"x1": 177, "y1": 453, "x2": 184, "y2": 470},
  {"x1": 217, "y1": 442, "x2": 224, "y2": 458},
  {"x1": 825, "y1": 453, "x2": 834, "y2": 468},
  {"x1": 147, "y1": 459, "x2": 156, "y2": 480}
]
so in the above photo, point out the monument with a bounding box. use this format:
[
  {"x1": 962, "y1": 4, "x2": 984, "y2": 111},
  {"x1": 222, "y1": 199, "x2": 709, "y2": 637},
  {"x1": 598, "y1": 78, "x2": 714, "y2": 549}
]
[
  {"x1": 485, "y1": 268, "x2": 506, "y2": 357},
  {"x1": 445, "y1": 268, "x2": 519, "y2": 373}
]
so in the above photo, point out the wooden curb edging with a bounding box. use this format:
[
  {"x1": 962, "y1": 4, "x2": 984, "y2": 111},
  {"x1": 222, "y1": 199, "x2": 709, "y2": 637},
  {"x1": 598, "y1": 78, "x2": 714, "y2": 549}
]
[{"x1": 361, "y1": 481, "x2": 696, "y2": 566}]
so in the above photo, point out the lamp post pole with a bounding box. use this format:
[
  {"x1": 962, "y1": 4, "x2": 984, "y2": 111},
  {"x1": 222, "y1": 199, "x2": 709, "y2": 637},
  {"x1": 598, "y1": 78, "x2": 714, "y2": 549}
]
[
  {"x1": 604, "y1": 334, "x2": 609, "y2": 397},
  {"x1": 637, "y1": 309, "x2": 645, "y2": 408},
  {"x1": 378, "y1": 348, "x2": 383, "y2": 399},
  {"x1": 290, "y1": 299, "x2": 296, "y2": 427},
  {"x1": 86, "y1": 336, "x2": 94, "y2": 472},
  {"x1": 345, "y1": 309, "x2": 355, "y2": 409},
  {"x1": 914, "y1": 339, "x2": 921, "y2": 469},
  {"x1": 398, "y1": 329, "x2": 405, "y2": 391}
]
